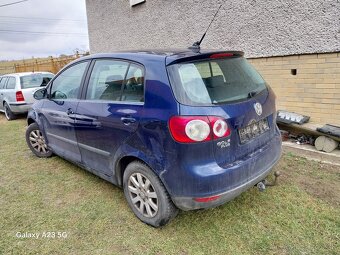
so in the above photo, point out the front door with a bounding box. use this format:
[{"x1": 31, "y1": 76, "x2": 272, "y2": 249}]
[
  {"x1": 40, "y1": 61, "x2": 89, "y2": 163},
  {"x1": 75, "y1": 59, "x2": 144, "y2": 178}
]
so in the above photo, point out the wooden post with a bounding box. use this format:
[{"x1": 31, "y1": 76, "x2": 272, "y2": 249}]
[
  {"x1": 50, "y1": 56, "x2": 57, "y2": 74},
  {"x1": 315, "y1": 136, "x2": 339, "y2": 153}
]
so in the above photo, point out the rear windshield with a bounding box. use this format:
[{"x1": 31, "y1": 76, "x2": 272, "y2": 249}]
[
  {"x1": 167, "y1": 57, "x2": 267, "y2": 105},
  {"x1": 20, "y1": 73, "x2": 54, "y2": 89}
]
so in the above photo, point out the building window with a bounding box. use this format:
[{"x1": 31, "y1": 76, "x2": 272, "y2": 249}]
[{"x1": 130, "y1": 0, "x2": 145, "y2": 7}]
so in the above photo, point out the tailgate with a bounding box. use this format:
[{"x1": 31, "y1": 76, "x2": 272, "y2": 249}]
[
  {"x1": 212, "y1": 90, "x2": 277, "y2": 167},
  {"x1": 167, "y1": 52, "x2": 278, "y2": 167}
]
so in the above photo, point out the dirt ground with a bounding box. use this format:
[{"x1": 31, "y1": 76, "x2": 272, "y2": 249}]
[{"x1": 275, "y1": 152, "x2": 340, "y2": 206}]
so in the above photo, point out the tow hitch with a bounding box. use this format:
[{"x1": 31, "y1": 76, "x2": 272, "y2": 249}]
[
  {"x1": 256, "y1": 181, "x2": 266, "y2": 192},
  {"x1": 256, "y1": 171, "x2": 281, "y2": 192}
]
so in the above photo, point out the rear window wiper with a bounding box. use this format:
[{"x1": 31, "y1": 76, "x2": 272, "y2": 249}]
[{"x1": 248, "y1": 88, "x2": 265, "y2": 98}]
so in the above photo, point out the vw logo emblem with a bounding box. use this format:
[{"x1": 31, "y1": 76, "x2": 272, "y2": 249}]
[{"x1": 254, "y1": 102, "x2": 262, "y2": 116}]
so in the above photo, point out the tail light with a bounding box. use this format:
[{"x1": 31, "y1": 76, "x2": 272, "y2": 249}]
[
  {"x1": 210, "y1": 53, "x2": 234, "y2": 59},
  {"x1": 169, "y1": 116, "x2": 211, "y2": 143},
  {"x1": 169, "y1": 116, "x2": 230, "y2": 143},
  {"x1": 185, "y1": 119, "x2": 210, "y2": 142},
  {"x1": 16, "y1": 91, "x2": 25, "y2": 102},
  {"x1": 209, "y1": 116, "x2": 230, "y2": 139}
]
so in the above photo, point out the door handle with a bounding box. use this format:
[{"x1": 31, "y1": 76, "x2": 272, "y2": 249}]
[
  {"x1": 66, "y1": 108, "x2": 74, "y2": 115},
  {"x1": 121, "y1": 116, "x2": 136, "y2": 125}
]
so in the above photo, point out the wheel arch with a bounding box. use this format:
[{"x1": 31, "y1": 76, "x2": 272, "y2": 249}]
[
  {"x1": 3, "y1": 100, "x2": 10, "y2": 109},
  {"x1": 115, "y1": 155, "x2": 150, "y2": 187},
  {"x1": 27, "y1": 117, "x2": 35, "y2": 125},
  {"x1": 27, "y1": 109, "x2": 38, "y2": 126}
]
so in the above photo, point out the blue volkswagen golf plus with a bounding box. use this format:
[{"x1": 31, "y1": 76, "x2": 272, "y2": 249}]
[{"x1": 26, "y1": 49, "x2": 282, "y2": 227}]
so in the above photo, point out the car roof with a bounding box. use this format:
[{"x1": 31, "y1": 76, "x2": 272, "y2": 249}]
[
  {"x1": 2, "y1": 71, "x2": 54, "y2": 77},
  {"x1": 73, "y1": 49, "x2": 245, "y2": 66}
]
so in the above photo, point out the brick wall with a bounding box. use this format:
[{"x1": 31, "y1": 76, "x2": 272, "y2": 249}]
[{"x1": 248, "y1": 53, "x2": 340, "y2": 125}]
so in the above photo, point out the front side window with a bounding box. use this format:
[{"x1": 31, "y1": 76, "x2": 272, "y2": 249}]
[
  {"x1": 86, "y1": 59, "x2": 144, "y2": 102},
  {"x1": 20, "y1": 73, "x2": 54, "y2": 89},
  {"x1": 167, "y1": 57, "x2": 267, "y2": 105},
  {"x1": 50, "y1": 61, "x2": 88, "y2": 100},
  {"x1": 6, "y1": 77, "x2": 16, "y2": 89}
]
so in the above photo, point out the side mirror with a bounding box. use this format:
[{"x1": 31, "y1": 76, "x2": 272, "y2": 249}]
[{"x1": 33, "y1": 88, "x2": 47, "y2": 100}]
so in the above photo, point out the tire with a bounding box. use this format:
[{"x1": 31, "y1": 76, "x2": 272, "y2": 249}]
[
  {"x1": 25, "y1": 122, "x2": 53, "y2": 158},
  {"x1": 4, "y1": 102, "x2": 16, "y2": 121},
  {"x1": 123, "y1": 161, "x2": 178, "y2": 227}
]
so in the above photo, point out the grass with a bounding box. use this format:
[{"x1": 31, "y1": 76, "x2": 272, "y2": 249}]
[{"x1": 0, "y1": 115, "x2": 339, "y2": 254}]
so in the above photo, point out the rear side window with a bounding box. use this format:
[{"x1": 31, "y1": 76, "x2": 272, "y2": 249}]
[
  {"x1": 167, "y1": 57, "x2": 267, "y2": 105},
  {"x1": 20, "y1": 73, "x2": 54, "y2": 89},
  {"x1": 86, "y1": 59, "x2": 144, "y2": 102},
  {"x1": 122, "y1": 63, "x2": 144, "y2": 102},
  {"x1": 86, "y1": 60, "x2": 129, "y2": 101},
  {"x1": 6, "y1": 77, "x2": 16, "y2": 89}
]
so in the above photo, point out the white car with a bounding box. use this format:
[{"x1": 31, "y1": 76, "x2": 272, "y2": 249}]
[{"x1": 0, "y1": 72, "x2": 54, "y2": 120}]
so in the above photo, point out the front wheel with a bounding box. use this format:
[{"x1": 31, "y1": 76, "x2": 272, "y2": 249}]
[
  {"x1": 123, "y1": 161, "x2": 178, "y2": 227},
  {"x1": 26, "y1": 122, "x2": 53, "y2": 158}
]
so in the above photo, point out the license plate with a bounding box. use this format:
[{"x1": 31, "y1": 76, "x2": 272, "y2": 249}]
[{"x1": 238, "y1": 118, "x2": 270, "y2": 144}]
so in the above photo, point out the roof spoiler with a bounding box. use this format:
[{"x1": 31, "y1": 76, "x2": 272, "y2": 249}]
[{"x1": 167, "y1": 51, "x2": 244, "y2": 65}]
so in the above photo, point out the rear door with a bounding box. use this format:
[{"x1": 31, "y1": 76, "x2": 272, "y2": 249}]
[
  {"x1": 4, "y1": 76, "x2": 17, "y2": 104},
  {"x1": 40, "y1": 61, "x2": 89, "y2": 163},
  {"x1": 75, "y1": 59, "x2": 144, "y2": 177}
]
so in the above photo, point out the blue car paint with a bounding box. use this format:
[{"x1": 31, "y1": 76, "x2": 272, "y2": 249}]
[
  {"x1": 27, "y1": 49, "x2": 282, "y2": 211},
  {"x1": 160, "y1": 87, "x2": 282, "y2": 202}
]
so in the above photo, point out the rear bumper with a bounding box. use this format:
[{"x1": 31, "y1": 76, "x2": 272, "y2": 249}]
[
  {"x1": 172, "y1": 153, "x2": 279, "y2": 210},
  {"x1": 9, "y1": 103, "x2": 32, "y2": 114},
  {"x1": 170, "y1": 132, "x2": 282, "y2": 211}
]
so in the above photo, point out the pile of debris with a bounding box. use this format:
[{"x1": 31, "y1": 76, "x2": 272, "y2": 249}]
[{"x1": 277, "y1": 110, "x2": 340, "y2": 153}]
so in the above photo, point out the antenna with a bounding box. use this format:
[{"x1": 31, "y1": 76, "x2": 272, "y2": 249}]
[{"x1": 189, "y1": 4, "x2": 223, "y2": 52}]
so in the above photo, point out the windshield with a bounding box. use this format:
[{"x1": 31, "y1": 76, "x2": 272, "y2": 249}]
[
  {"x1": 167, "y1": 57, "x2": 267, "y2": 105},
  {"x1": 20, "y1": 73, "x2": 54, "y2": 89}
]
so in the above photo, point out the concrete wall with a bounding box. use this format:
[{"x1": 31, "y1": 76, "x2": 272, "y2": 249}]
[
  {"x1": 249, "y1": 52, "x2": 340, "y2": 125},
  {"x1": 86, "y1": 0, "x2": 340, "y2": 125},
  {"x1": 86, "y1": 0, "x2": 340, "y2": 58}
]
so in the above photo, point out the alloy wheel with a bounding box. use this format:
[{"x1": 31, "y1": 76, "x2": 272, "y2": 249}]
[
  {"x1": 128, "y1": 173, "x2": 158, "y2": 217},
  {"x1": 29, "y1": 129, "x2": 49, "y2": 154}
]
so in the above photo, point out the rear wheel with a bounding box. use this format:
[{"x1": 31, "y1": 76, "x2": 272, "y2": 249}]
[
  {"x1": 123, "y1": 161, "x2": 178, "y2": 227},
  {"x1": 4, "y1": 102, "x2": 16, "y2": 121},
  {"x1": 26, "y1": 122, "x2": 53, "y2": 157}
]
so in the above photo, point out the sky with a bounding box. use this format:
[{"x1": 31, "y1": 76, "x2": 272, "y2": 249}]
[{"x1": 0, "y1": 0, "x2": 89, "y2": 60}]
